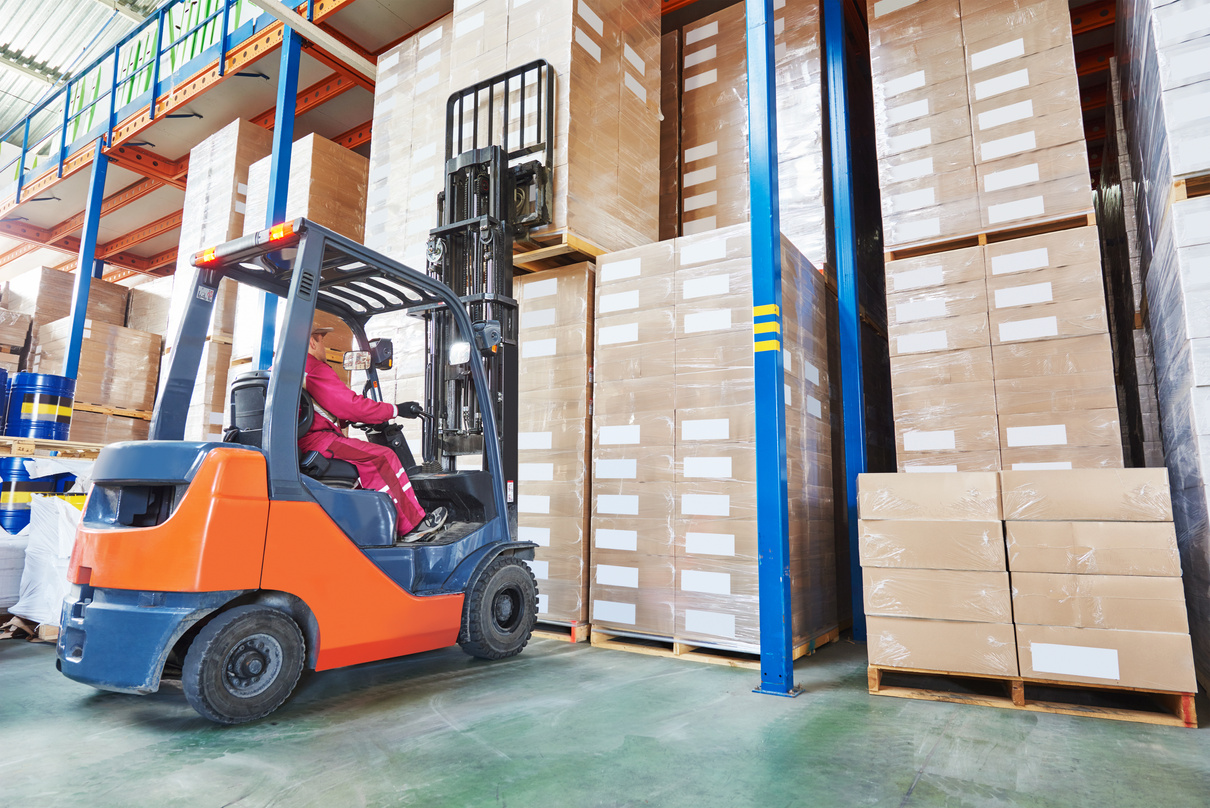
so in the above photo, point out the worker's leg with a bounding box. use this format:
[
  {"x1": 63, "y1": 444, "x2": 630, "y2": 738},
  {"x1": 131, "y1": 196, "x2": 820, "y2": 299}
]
[{"x1": 323, "y1": 438, "x2": 427, "y2": 535}]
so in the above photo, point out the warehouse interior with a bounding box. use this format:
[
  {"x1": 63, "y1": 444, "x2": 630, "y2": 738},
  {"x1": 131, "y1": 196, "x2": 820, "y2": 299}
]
[{"x1": 1, "y1": 0, "x2": 1209, "y2": 804}]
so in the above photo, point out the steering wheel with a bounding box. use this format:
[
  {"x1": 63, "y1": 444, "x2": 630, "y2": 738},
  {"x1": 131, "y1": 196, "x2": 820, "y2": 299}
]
[{"x1": 298, "y1": 390, "x2": 315, "y2": 439}]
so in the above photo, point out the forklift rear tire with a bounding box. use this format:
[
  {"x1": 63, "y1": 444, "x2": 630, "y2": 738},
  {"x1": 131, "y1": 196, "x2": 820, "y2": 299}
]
[
  {"x1": 182, "y1": 605, "x2": 305, "y2": 725},
  {"x1": 458, "y1": 556, "x2": 537, "y2": 660}
]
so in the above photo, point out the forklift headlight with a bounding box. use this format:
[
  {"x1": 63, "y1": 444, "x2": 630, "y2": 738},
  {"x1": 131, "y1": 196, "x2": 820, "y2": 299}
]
[{"x1": 449, "y1": 341, "x2": 471, "y2": 365}]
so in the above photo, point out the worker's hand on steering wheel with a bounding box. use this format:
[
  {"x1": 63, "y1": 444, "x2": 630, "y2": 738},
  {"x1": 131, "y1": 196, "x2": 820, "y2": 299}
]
[{"x1": 397, "y1": 401, "x2": 424, "y2": 419}]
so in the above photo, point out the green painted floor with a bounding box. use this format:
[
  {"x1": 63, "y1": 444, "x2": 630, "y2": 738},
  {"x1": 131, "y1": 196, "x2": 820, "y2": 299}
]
[{"x1": 2, "y1": 635, "x2": 1208, "y2": 807}]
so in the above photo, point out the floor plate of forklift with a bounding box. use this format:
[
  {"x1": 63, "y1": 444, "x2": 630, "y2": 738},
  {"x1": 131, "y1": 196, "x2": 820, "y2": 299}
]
[
  {"x1": 398, "y1": 520, "x2": 480, "y2": 546},
  {"x1": 4, "y1": 638, "x2": 1207, "y2": 807}
]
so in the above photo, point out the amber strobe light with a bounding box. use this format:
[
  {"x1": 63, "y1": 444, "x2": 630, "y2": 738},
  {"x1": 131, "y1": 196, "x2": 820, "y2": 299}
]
[
  {"x1": 194, "y1": 247, "x2": 218, "y2": 265},
  {"x1": 268, "y1": 221, "x2": 295, "y2": 241}
]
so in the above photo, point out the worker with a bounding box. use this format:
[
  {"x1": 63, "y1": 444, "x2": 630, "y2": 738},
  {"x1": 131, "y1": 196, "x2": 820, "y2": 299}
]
[{"x1": 299, "y1": 325, "x2": 447, "y2": 541}]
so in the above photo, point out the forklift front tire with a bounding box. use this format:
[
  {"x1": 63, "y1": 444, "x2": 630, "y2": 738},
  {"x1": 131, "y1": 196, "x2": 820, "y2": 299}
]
[
  {"x1": 458, "y1": 556, "x2": 538, "y2": 660},
  {"x1": 182, "y1": 605, "x2": 305, "y2": 725}
]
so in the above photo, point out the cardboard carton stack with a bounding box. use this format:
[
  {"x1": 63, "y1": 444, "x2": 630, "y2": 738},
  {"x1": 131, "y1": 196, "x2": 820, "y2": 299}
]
[
  {"x1": 1003, "y1": 469, "x2": 1196, "y2": 692},
  {"x1": 3, "y1": 267, "x2": 129, "y2": 334},
  {"x1": 515, "y1": 264, "x2": 594, "y2": 626},
  {"x1": 860, "y1": 472, "x2": 1018, "y2": 676},
  {"x1": 0, "y1": 309, "x2": 31, "y2": 374},
  {"x1": 123, "y1": 275, "x2": 175, "y2": 337},
  {"x1": 590, "y1": 223, "x2": 836, "y2": 652}
]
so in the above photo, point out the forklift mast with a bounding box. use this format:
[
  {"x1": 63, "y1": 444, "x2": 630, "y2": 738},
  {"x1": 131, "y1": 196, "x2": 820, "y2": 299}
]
[{"x1": 422, "y1": 60, "x2": 555, "y2": 518}]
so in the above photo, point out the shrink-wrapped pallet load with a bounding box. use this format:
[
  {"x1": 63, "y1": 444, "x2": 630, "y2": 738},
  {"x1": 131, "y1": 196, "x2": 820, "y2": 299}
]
[
  {"x1": 123, "y1": 275, "x2": 175, "y2": 337},
  {"x1": 29, "y1": 318, "x2": 160, "y2": 413},
  {"x1": 3, "y1": 267, "x2": 128, "y2": 333}
]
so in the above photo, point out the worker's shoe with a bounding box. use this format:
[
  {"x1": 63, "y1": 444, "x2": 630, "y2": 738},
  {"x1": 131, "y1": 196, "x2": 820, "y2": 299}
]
[{"x1": 404, "y1": 506, "x2": 449, "y2": 542}]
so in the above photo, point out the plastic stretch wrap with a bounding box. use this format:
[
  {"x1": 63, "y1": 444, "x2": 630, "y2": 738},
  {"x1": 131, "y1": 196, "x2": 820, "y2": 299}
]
[
  {"x1": 859, "y1": 519, "x2": 1006, "y2": 571},
  {"x1": 0, "y1": 308, "x2": 30, "y2": 355},
  {"x1": 857, "y1": 472, "x2": 1002, "y2": 521},
  {"x1": 867, "y1": 615, "x2": 1019, "y2": 676},
  {"x1": 3, "y1": 268, "x2": 127, "y2": 336},
  {"x1": 1016, "y1": 624, "x2": 1196, "y2": 692},
  {"x1": 1006, "y1": 520, "x2": 1181, "y2": 576},
  {"x1": 1010, "y1": 571, "x2": 1188, "y2": 633},
  {"x1": 30, "y1": 318, "x2": 159, "y2": 412},
  {"x1": 1000, "y1": 468, "x2": 1173, "y2": 522},
  {"x1": 123, "y1": 275, "x2": 174, "y2": 336},
  {"x1": 589, "y1": 224, "x2": 835, "y2": 651},
  {"x1": 9, "y1": 494, "x2": 81, "y2": 627},
  {"x1": 0, "y1": 529, "x2": 27, "y2": 608},
  {"x1": 865, "y1": 568, "x2": 1011, "y2": 623}
]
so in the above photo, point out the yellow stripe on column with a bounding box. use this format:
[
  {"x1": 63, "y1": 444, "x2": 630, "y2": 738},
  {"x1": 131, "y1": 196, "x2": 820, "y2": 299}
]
[
  {"x1": 753, "y1": 304, "x2": 780, "y2": 317},
  {"x1": 753, "y1": 321, "x2": 780, "y2": 334},
  {"x1": 754, "y1": 340, "x2": 781, "y2": 352}
]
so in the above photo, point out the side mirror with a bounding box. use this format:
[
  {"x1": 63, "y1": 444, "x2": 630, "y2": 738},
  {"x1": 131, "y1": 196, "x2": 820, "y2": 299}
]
[{"x1": 343, "y1": 351, "x2": 371, "y2": 371}]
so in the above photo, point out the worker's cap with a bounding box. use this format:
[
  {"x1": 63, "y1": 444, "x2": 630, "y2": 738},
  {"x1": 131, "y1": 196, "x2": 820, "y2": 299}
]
[{"x1": 311, "y1": 326, "x2": 335, "y2": 337}]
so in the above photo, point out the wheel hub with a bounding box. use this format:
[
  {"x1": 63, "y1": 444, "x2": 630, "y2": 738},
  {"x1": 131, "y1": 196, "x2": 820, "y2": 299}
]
[
  {"x1": 492, "y1": 588, "x2": 521, "y2": 632},
  {"x1": 223, "y1": 633, "x2": 283, "y2": 698}
]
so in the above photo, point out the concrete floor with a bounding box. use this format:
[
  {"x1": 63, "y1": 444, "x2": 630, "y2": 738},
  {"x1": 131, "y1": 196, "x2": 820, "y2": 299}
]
[{"x1": 2, "y1": 636, "x2": 1208, "y2": 807}]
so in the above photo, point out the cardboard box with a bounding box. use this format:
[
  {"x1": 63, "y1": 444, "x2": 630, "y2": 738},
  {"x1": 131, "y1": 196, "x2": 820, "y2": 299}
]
[
  {"x1": 984, "y1": 226, "x2": 1101, "y2": 278},
  {"x1": 593, "y1": 411, "x2": 677, "y2": 448},
  {"x1": 518, "y1": 480, "x2": 588, "y2": 520},
  {"x1": 591, "y1": 550, "x2": 677, "y2": 635},
  {"x1": 31, "y1": 319, "x2": 161, "y2": 411},
  {"x1": 989, "y1": 296, "x2": 1109, "y2": 345},
  {"x1": 886, "y1": 279, "x2": 989, "y2": 327},
  {"x1": 991, "y1": 333, "x2": 1115, "y2": 379},
  {"x1": 895, "y1": 413, "x2": 1000, "y2": 455},
  {"x1": 889, "y1": 312, "x2": 990, "y2": 356},
  {"x1": 1015, "y1": 625, "x2": 1196, "y2": 692},
  {"x1": 864, "y1": 568, "x2": 1012, "y2": 622},
  {"x1": 1011, "y1": 572, "x2": 1189, "y2": 633},
  {"x1": 898, "y1": 450, "x2": 1003, "y2": 473},
  {"x1": 999, "y1": 445, "x2": 1125, "y2": 470},
  {"x1": 985, "y1": 263, "x2": 1105, "y2": 315},
  {"x1": 858, "y1": 519, "x2": 1006, "y2": 570},
  {"x1": 890, "y1": 345, "x2": 994, "y2": 387},
  {"x1": 1000, "y1": 469, "x2": 1174, "y2": 521},
  {"x1": 517, "y1": 264, "x2": 594, "y2": 331},
  {"x1": 858, "y1": 472, "x2": 1002, "y2": 521},
  {"x1": 867, "y1": 615, "x2": 1019, "y2": 676},
  {"x1": 894, "y1": 380, "x2": 997, "y2": 421},
  {"x1": 993, "y1": 375, "x2": 1118, "y2": 415},
  {"x1": 999, "y1": 409, "x2": 1122, "y2": 450},
  {"x1": 4, "y1": 268, "x2": 128, "y2": 331},
  {"x1": 1006, "y1": 521, "x2": 1182, "y2": 576},
  {"x1": 884, "y1": 245, "x2": 985, "y2": 294}
]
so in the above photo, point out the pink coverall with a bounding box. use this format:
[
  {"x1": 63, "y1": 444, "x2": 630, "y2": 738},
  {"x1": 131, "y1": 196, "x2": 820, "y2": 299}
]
[{"x1": 298, "y1": 354, "x2": 427, "y2": 535}]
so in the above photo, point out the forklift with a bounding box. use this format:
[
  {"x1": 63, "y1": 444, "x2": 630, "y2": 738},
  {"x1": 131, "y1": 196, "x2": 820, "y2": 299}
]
[{"x1": 56, "y1": 62, "x2": 557, "y2": 724}]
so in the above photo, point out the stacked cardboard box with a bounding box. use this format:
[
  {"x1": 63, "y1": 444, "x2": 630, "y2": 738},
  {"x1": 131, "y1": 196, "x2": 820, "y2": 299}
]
[
  {"x1": 123, "y1": 275, "x2": 175, "y2": 337},
  {"x1": 590, "y1": 224, "x2": 836, "y2": 652},
  {"x1": 515, "y1": 264, "x2": 593, "y2": 626},
  {"x1": 3, "y1": 267, "x2": 128, "y2": 333},
  {"x1": 869, "y1": 0, "x2": 1093, "y2": 249},
  {"x1": 1003, "y1": 469, "x2": 1196, "y2": 692},
  {"x1": 0, "y1": 309, "x2": 31, "y2": 374},
  {"x1": 29, "y1": 318, "x2": 160, "y2": 413},
  {"x1": 68, "y1": 410, "x2": 150, "y2": 444},
  {"x1": 860, "y1": 472, "x2": 1017, "y2": 675}
]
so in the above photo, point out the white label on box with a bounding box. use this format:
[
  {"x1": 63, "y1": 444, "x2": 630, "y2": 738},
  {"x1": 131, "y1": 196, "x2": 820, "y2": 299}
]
[
  {"x1": 895, "y1": 217, "x2": 942, "y2": 242},
  {"x1": 984, "y1": 163, "x2": 1040, "y2": 192},
  {"x1": 1007, "y1": 424, "x2": 1068, "y2": 447},
  {"x1": 455, "y1": 12, "x2": 484, "y2": 37},
  {"x1": 684, "y1": 609, "x2": 736, "y2": 639},
  {"x1": 525, "y1": 277, "x2": 558, "y2": 298},
  {"x1": 904, "y1": 430, "x2": 956, "y2": 451},
  {"x1": 519, "y1": 463, "x2": 554, "y2": 481},
  {"x1": 684, "y1": 309, "x2": 733, "y2": 334},
  {"x1": 988, "y1": 195, "x2": 1045, "y2": 225},
  {"x1": 577, "y1": 0, "x2": 604, "y2": 34},
  {"x1": 684, "y1": 141, "x2": 718, "y2": 163},
  {"x1": 887, "y1": 97, "x2": 930, "y2": 125},
  {"x1": 680, "y1": 236, "x2": 729, "y2": 264},
  {"x1": 684, "y1": 456, "x2": 732, "y2": 478},
  {"x1": 599, "y1": 322, "x2": 639, "y2": 345},
  {"x1": 884, "y1": 70, "x2": 926, "y2": 97},
  {"x1": 598, "y1": 494, "x2": 639, "y2": 515},
  {"x1": 775, "y1": 42, "x2": 787, "y2": 61},
  {"x1": 682, "y1": 570, "x2": 731, "y2": 595},
  {"x1": 454, "y1": 0, "x2": 479, "y2": 11},
  {"x1": 522, "y1": 308, "x2": 557, "y2": 329},
  {"x1": 596, "y1": 458, "x2": 637, "y2": 479},
  {"x1": 600, "y1": 290, "x2": 641, "y2": 313},
  {"x1": 682, "y1": 494, "x2": 730, "y2": 516},
  {"x1": 683, "y1": 217, "x2": 718, "y2": 235},
  {"x1": 686, "y1": 532, "x2": 736, "y2": 556},
  {"x1": 896, "y1": 330, "x2": 948, "y2": 354},
  {"x1": 601, "y1": 257, "x2": 642, "y2": 282},
  {"x1": 1012, "y1": 461, "x2": 1073, "y2": 470},
  {"x1": 378, "y1": 50, "x2": 402, "y2": 71},
  {"x1": 995, "y1": 281, "x2": 1053, "y2": 309},
  {"x1": 684, "y1": 191, "x2": 718, "y2": 212},
  {"x1": 1030, "y1": 642, "x2": 1120, "y2": 680},
  {"x1": 785, "y1": 383, "x2": 792, "y2": 407},
  {"x1": 237, "y1": 182, "x2": 248, "y2": 196},
  {"x1": 519, "y1": 526, "x2": 550, "y2": 546},
  {"x1": 522, "y1": 338, "x2": 558, "y2": 358},
  {"x1": 686, "y1": 20, "x2": 718, "y2": 44},
  {"x1": 808, "y1": 396, "x2": 823, "y2": 419},
  {"x1": 774, "y1": 17, "x2": 785, "y2": 35},
  {"x1": 906, "y1": 464, "x2": 959, "y2": 473},
  {"x1": 684, "y1": 69, "x2": 717, "y2": 92},
  {"x1": 683, "y1": 274, "x2": 730, "y2": 299},
  {"x1": 416, "y1": 73, "x2": 439, "y2": 93},
  {"x1": 536, "y1": 593, "x2": 549, "y2": 614},
  {"x1": 892, "y1": 265, "x2": 944, "y2": 291},
  {"x1": 991, "y1": 247, "x2": 1050, "y2": 275},
  {"x1": 981, "y1": 130, "x2": 1037, "y2": 161},
  {"x1": 597, "y1": 564, "x2": 639, "y2": 588},
  {"x1": 683, "y1": 166, "x2": 717, "y2": 187},
  {"x1": 413, "y1": 142, "x2": 438, "y2": 162},
  {"x1": 234, "y1": 201, "x2": 246, "y2": 214},
  {"x1": 889, "y1": 187, "x2": 936, "y2": 211},
  {"x1": 594, "y1": 600, "x2": 636, "y2": 624},
  {"x1": 895, "y1": 298, "x2": 947, "y2": 323},
  {"x1": 684, "y1": 45, "x2": 717, "y2": 69},
  {"x1": 803, "y1": 361, "x2": 821, "y2": 386},
  {"x1": 887, "y1": 157, "x2": 933, "y2": 183},
  {"x1": 518, "y1": 431, "x2": 552, "y2": 451},
  {"x1": 575, "y1": 28, "x2": 602, "y2": 62},
  {"x1": 596, "y1": 528, "x2": 638, "y2": 551},
  {"x1": 873, "y1": 0, "x2": 923, "y2": 18},
  {"x1": 624, "y1": 73, "x2": 646, "y2": 103},
  {"x1": 599, "y1": 425, "x2": 641, "y2": 445},
  {"x1": 518, "y1": 494, "x2": 550, "y2": 514},
  {"x1": 526, "y1": 559, "x2": 550, "y2": 580},
  {"x1": 998, "y1": 315, "x2": 1059, "y2": 342},
  {"x1": 888, "y1": 128, "x2": 932, "y2": 153},
  {"x1": 624, "y1": 43, "x2": 645, "y2": 74},
  {"x1": 418, "y1": 50, "x2": 441, "y2": 71},
  {"x1": 970, "y1": 38, "x2": 1025, "y2": 71},
  {"x1": 974, "y1": 68, "x2": 1030, "y2": 100},
  {"x1": 978, "y1": 99, "x2": 1034, "y2": 130},
  {"x1": 682, "y1": 419, "x2": 730, "y2": 441}
]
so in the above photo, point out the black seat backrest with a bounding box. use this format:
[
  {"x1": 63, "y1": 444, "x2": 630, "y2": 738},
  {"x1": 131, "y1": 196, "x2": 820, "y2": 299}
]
[{"x1": 229, "y1": 370, "x2": 270, "y2": 447}]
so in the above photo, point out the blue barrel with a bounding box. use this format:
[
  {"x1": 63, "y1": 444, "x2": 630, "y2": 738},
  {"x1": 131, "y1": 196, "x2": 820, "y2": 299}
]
[
  {"x1": 0, "y1": 457, "x2": 57, "y2": 534},
  {"x1": 4, "y1": 373, "x2": 75, "y2": 441}
]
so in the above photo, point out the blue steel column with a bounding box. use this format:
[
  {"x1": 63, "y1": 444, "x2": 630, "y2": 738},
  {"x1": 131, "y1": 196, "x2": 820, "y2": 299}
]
[
  {"x1": 823, "y1": 0, "x2": 867, "y2": 640},
  {"x1": 745, "y1": 0, "x2": 796, "y2": 697},
  {"x1": 255, "y1": 25, "x2": 301, "y2": 370},
  {"x1": 63, "y1": 138, "x2": 109, "y2": 380}
]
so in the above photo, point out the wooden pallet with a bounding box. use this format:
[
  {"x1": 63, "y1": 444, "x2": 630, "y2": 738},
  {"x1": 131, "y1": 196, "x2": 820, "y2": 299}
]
[
  {"x1": 72, "y1": 402, "x2": 153, "y2": 421},
  {"x1": 1172, "y1": 175, "x2": 1210, "y2": 205},
  {"x1": 0, "y1": 435, "x2": 105, "y2": 459},
  {"x1": 513, "y1": 230, "x2": 606, "y2": 272},
  {"x1": 590, "y1": 626, "x2": 840, "y2": 670},
  {"x1": 884, "y1": 211, "x2": 1097, "y2": 263},
  {"x1": 533, "y1": 620, "x2": 592, "y2": 643},
  {"x1": 868, "y1": 665, "x2": 1197, "y2": 729}
]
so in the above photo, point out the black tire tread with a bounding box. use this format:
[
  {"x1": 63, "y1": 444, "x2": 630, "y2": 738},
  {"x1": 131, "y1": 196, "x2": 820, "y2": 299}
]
[{"x1": 458, "y1": 556, "x2": 537, "y2": 660}]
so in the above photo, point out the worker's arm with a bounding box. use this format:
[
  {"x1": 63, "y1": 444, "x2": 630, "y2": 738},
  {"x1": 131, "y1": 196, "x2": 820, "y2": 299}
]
[{"x1": 304, "y1": 355, "x2": 397, "y2": 423}]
